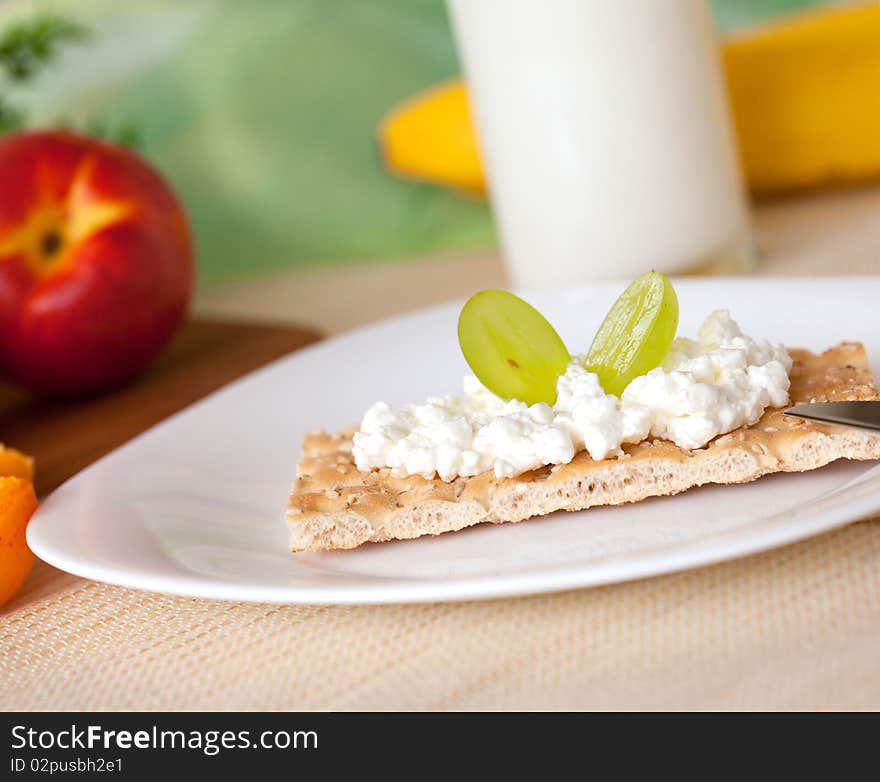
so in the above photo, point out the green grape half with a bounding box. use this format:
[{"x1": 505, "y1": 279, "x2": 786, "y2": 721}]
[
  {"x1": 586, "y1": 271, "x2": 679, "y2": 397},
  {"x1": 458, "y1": 290, "x2": 571, "y2": 406}
]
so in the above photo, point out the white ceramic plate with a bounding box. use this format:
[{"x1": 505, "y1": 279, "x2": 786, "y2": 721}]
[{"x1": 28, "y1": 277, "x2": 880, "y2": 604}]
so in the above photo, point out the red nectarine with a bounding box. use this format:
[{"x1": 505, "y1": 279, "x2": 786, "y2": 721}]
[{"x1": 0, "y1": 131, "x2": 192, "y2": 396}]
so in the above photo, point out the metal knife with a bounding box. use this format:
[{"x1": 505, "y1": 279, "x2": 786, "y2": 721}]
[{"x1": 784, "y1": 401, "x2": 880, "y2": 431}]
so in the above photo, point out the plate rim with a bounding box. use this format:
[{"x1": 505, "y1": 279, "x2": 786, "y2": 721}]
[
  {"x1": 28, "y1": 460, "x2": 880, "y2": 604},
  {"x1": 26, "y1": 276, "x2": 880, "y2": 604}
]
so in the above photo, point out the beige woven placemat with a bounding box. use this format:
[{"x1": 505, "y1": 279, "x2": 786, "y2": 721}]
[{"x1": 2, "y1": 517, "x2": 879, "y2": 711}]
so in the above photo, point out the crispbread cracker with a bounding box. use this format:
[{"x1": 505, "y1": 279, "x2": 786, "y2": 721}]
[{"x1": 286, "y1": 342, "x2": 880, "y2": 552}]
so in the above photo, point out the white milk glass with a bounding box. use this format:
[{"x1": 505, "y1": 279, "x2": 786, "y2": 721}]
[{"x1": 447, "y1": 0, "x2": 753, "y2": 287}]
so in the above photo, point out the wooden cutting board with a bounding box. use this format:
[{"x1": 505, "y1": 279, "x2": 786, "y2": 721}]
[{"x1": 0, "y1": 319, "x2": 321, "y2": 496}]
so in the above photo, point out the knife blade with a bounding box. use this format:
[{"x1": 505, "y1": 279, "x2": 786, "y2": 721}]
[{"x1": 783, "y1": 401, "x2": 880, "y2": 431}]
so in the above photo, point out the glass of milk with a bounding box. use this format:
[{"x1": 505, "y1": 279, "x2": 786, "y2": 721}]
[{"x1": 447, "y1": 0, "x2": 753, "y2": 287}]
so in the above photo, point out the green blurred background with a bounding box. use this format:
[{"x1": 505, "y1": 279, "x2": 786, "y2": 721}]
[{"x1": 0, "y1": 0, "x2": 831, "y2": 283}]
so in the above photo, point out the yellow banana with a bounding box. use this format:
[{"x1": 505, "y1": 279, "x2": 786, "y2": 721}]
[
  {"x1": 379, "y1": 2, "x2": 880, "y2": 195},
  {"x1": 379, "y1": 80, "x2": 485, "y2": 195}
]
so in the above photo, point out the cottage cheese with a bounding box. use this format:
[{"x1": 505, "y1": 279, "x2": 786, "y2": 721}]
[
  {"x1": 622, "y1": 309, "x2": 792, "y2": 449},
  {"x1": 352, "y1": 310, "x2": 792, "y2": 481}
]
